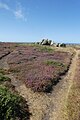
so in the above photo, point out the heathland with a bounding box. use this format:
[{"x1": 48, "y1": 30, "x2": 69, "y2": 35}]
[{"x1": 0, "y1": 42, "x2": 80, "y2": 120}]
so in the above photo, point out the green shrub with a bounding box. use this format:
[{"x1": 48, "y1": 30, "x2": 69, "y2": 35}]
[
  {"x1": 0, "y1": 86, "x2": 30, "y2": 120},
  {"x1": 60, "y1": 43, "x2": 66, "y2": 47},
  {"x1": 0, "y1": 73, "x2": 11, "y2": 82},
  {"x1": 0, "y1": 69, "x2": 5, "y2": 75}
]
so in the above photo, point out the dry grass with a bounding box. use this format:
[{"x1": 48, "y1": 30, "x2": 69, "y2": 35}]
[{"x1": 66, "y1": 51, "x2": 80, "y2": 120}]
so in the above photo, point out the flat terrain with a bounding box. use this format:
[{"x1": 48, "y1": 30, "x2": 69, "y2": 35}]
[{"x1": 0, "y1": 42, "x2": 80, "y2": 120}]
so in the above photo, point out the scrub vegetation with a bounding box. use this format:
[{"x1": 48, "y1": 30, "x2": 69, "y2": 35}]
[
  {"x1": 7, "y1": 44, "x2": 72, "y2": 92},
  {"x1": 0, "y1": 42, "x2": 80, "y2": 120}
]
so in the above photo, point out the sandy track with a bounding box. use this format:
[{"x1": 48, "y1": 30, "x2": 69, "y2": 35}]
[
  {"x1": 0, "y1": 49, "x2": 79, "y2": 120},
  {"x1": 46, "y1": 50, "x2": 80, "y2": 120}
]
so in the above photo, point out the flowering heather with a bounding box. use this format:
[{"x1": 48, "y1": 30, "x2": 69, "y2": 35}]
[
  {"x1": 0, "y1": 42, "x2": 18, "y2": 59},
  {"x1": 8, "y1": 45, "x2": 72, "y2": 92}
]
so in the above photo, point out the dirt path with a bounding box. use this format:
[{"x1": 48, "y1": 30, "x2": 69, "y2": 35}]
[
  {"x1": 46, "y1": 50, "x2": 80, "y2": 120},
  {"x1": 0, "y1": 49, "x2": 79, "y2": 120}
]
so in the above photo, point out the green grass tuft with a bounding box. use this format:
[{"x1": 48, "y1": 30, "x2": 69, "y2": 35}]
[
  {"x1": 38, "y1": 46, "x2": 54, "y2": 52},
  {"x1": 0, "y1": 73, "x2": 11, "y2": 82},
  {"x1": 44, "y1": 60, "x2": 64, "y2": 67}
]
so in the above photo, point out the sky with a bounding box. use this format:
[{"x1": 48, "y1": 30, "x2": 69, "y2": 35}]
[{"x1": 0, "y1": 0, "x2": 80, "y2": 43}]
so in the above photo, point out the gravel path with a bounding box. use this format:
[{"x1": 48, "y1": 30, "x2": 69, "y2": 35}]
[{"x1": 0, "y1": 49, "x2": 79, "y2": 120}]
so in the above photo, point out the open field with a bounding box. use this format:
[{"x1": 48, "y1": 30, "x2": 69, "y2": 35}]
[
  {"x1": 7, "y1": 44, "x2": 73, "y2": 92},
  {"x1": 0, "y1": 42, "x2": 80, "y2": 120}
]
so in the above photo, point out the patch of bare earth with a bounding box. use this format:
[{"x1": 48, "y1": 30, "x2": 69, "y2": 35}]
[{"x1": 0, "y1": 48, "x2": 79, "y2": 120}]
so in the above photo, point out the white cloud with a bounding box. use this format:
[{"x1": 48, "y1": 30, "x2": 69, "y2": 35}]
[
  {"x1": 0, "y1": 2, "x2": 27, "y2": 21},
  {"x1": 13, "y1": 2, "x2": 27, "y2": 21},
  {"x1": 0, "y1": 2, "x2": 10, "y2": 10},
  {"x1": 14, "y1": 9, "x2": 24, "y2": 19},
  {"x1": 14, "y1": 9, "x2": 27, "y2": 21}
]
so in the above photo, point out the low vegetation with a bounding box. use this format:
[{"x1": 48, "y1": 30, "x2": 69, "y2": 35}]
[
  {"x1": 0, "y1": 73, "x2": 11, "y2": 82},
  {"x1": 0, "y1": 86, "x2": 30, "y2": 120},
  {"x1": 0, "y1": 42, "x2": 78, "y2": 120},
  {"x1": 44, "y1": 60, "x2": 64, "y2": 66},
  {"x1": 66, "y1": 53, "x2": 80, "y2": 120},
  {"x1": 7, "y1": 45, "x2": 72, "y2": 92},
  {"x1": 38, "y1": 46, "x2": 54, "y2": 52},
  {"x1": 0, "y1": 69, "x2": 30, "y2": 120},
  {"x1": 0, "y1": 42, "x2": 18, "y2": 59}
]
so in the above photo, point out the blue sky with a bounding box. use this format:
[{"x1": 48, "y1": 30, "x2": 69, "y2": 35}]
[{"x1": 0, "y1": 0, "x2": 80, "y2": 43}]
